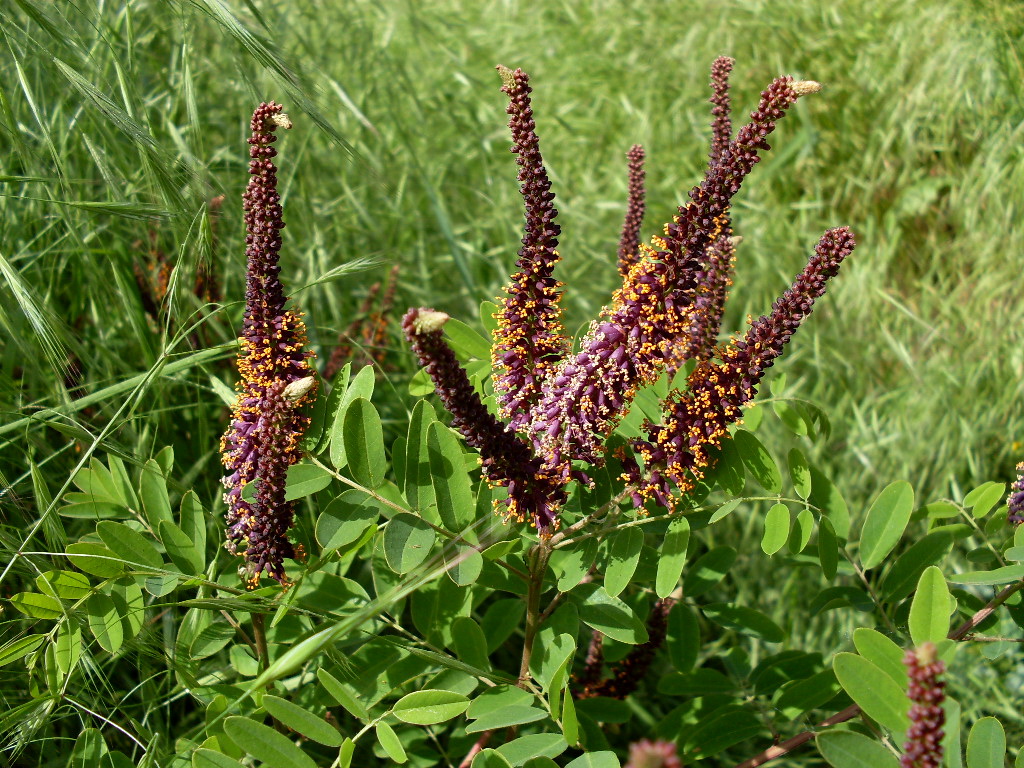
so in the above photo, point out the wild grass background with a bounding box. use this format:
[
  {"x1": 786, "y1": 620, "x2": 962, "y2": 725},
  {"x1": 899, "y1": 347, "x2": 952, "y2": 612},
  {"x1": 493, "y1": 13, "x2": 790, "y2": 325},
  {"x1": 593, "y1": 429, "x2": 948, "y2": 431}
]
[
  {"x1": 1, "y1": 0, "x2": 1023, "y2": 762},
  {"x1": 3, "y1": 0, "x2": 1022, "y2": 519}
]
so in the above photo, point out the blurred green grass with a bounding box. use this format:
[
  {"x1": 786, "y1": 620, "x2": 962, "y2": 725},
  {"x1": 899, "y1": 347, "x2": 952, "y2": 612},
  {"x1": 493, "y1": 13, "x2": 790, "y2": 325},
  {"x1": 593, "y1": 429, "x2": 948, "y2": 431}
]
[{"x1": 1, "y1": 0, "x2": 1023, "y2": 516}]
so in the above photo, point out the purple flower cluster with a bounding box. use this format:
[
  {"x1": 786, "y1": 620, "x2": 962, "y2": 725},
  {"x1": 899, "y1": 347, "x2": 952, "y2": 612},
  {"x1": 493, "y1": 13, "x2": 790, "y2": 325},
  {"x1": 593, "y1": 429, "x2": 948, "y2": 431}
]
[
  {"x1": 901, "y1": 642, "x2": 946, "y2": 768},
  {"x1": 405, "y1": 60, "x2": 851, "y2": 529},
  {"x1": 220, "y1": 102, "x2": 317, "y2": 586},
  {"x1": 491, "y1": 66, "x2": 569, "y2": 432},
  {"x1": 625, "y1": 228, "x2": 854, "y2": 509},
  {"x1": 1008, "y1": 462, "x2": 1024, "y2": 524}
]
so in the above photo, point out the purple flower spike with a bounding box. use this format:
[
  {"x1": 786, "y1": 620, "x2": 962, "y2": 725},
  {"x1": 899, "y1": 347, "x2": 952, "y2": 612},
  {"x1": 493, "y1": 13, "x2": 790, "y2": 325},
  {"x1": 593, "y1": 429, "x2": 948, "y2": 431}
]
[
  {"x1": 901, "y1": 642, "x2": 946, "y2": 768},
  {"x1": 403, "y1": 308, "x2": 566, "y2": 532},
  {"x1": 491, "y1": 66, "x2": 570, "y2": 432},
  {"x1": 220, "y1": 102, "x2": 317, "y2": 587},
  {"x1": 1008, "y1": 462, "x2": 1024, "y2": 524},
  {"x1": 628, "y1": 227, "x2": 854, "y2": 509},
  {"x1": 617, "y1": 144, "x2": 647, "y2": 278},
  {"x1": 708, "y1": 55, "x2": 734, "y2": 168},
  {"x1": 624, "y1": 739, "x2": 682, "y2": 768}
]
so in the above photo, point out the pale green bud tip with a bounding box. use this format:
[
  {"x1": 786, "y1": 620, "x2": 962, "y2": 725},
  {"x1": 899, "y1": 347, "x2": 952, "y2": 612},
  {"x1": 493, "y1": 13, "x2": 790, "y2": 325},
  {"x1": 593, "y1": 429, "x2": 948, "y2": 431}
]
[
  {"x1": 728, "y1": 235, "x2": 743, "y2": 247},
  {"x1": 496, "y1": 65, "x2": 517, "y2": 90},
  {"x1": 915, "y1": 641, "x2": 937, "y2": 665},
  {"x1": 283, "y1": 376, "x2": 316, "y2": 402},
  {"x1": 271, "y1": 112, "x2": 293, "y2": 130},
  {"x1": 413, "y1": 309, "x2": 450, "y2": 334},
  {"x1": 792, "y1": 80, "x2": 822, "y2": 97}
]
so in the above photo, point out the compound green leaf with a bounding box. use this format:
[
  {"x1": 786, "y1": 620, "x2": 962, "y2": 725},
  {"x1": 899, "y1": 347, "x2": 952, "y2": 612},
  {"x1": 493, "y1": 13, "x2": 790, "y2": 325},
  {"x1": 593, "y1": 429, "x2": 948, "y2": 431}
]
[
  {"x1": 317, "y1": 669, "x2": 368, "y2": 721},
  {"x1": 283, "y1": 463, "x2": 333, "y2": 501},
  {"x1": 429, "y1": 421, "x2": 474, "y2": 531},
  {"x1": 86, "y1": 593, "x2": 124, "y2": 653},
  {"x1": 97, "y1": 522, "x2": 162, "y2": 569},
  {"x1": 735, "y1": 429, "x2": 781, "y2": 493},
  {"x1": 140, "y1": 459, "x2": 173, "y2": 529},
  {"x1": 35, "y1": 570, "x2": 92, "y2": 601},
  {"x1": 158, "y1": 520, "x2": 203, "y2": 575},
  {"x1": 66, "y1": 542, "x2": 124, "y2": 578},
  {"x1": 404, "y1": 400, "x2": 437, "y2": 512},
  {"x1": 10, "y1": 592, "x2": 63, "y2": 620},
  {"x1": 702, "y1": 603, "x2": 783, "y2": 642},
  {"x1": 683, "y1": 546, "x2": 736, "y2": 598},
  {"x1": 789, "y1": 448, "x2": 812, "y2": 499},
  {"x1": 0, "y1": 634, "x2": 45, "y2": 666},
  {"x1": 315, "y1": 492, "x2": 379, "y2": 554},
  {"x1": 818, "y1": 517, "x2": 839, "y2": 580},
  {"x1": 564, "y1": 752, "x2": 618, "y2": 768},
  {"x1": 375, "y1": 722, "x2": 406, "y2": 764},
  {"x1": 762, "y1": 503, "x2": 791, "y2": 555},
  {"x1": 572, "y1": 584, "x2": 647, "y2": 644}
]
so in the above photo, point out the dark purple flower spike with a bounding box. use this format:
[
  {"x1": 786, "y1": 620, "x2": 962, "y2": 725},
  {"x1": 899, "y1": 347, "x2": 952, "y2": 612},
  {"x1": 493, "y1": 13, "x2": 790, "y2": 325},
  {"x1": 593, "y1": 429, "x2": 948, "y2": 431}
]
[
  {"x1": 901, "y1": 642, "x2": 946, "y2": 768},
  {"x1": 403, "y1": 308, "x2": 565, "y2": 532},
  {"x1": 220, "y1": 102, "x2": 317, "y2": 586},
  {"x1": 617, "y1": 144, "x2": 647, "y2": 278},
  {"x1": 491, "y1": 66, "x2": 570, "y2": 433}
]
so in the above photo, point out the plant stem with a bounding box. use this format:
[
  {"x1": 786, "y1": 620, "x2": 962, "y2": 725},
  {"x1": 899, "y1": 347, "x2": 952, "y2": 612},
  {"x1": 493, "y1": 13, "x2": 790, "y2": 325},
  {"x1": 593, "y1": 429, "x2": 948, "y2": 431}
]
[
  {"x1": 252, "y1": 612, "x2": 270, "y2": 674},
  {"x1": 518, "y1": 540, "x2": 553, "y2": 688}
]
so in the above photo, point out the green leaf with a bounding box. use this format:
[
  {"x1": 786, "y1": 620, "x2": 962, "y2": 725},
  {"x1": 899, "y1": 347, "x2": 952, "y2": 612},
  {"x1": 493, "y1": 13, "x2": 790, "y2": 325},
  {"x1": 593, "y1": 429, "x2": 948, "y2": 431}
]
[
  {"x1": 966, "y1": 717, "x2": 1005, "y2": 768},
  {"x1": 859, "y1": 481, "x2": 915, "y2": 570},
  {"x1": 71, "y1": 729, "x2": 107, "y2": 768},
  {"x1": 549, "y1": 538, "x2": 599, "y2": 592},
  {"x1": 683, "y1": 703, "x2": 764, "y2": 756},
  {"x1": 708, "y1": 498, "x2": 742, "y2": 524},
  {"x1": 714, "y1": 438, "x2": 745, "y2": 496},
  {"x1": 789, "y1": 448, "x2": 812, "y2": 499},
  {"x1": 734, "y1": 429, "x2": 782, "y2": 493},
  {"x1": 832, "y1": 652, "x2": 909, "y2": 733},
  {"x1": 384, "y1": 512, "x2": 437, "y2": 573},
  {"x1": 140, "y1": 459, "x2": 173, "y2": 530},
  {"x1": 283, "y1": 463, "x2": 333, "y2": 501},
  {"x1": 949, "y1": 565, "x2": 1024, "y2": 585},
  {"x1": 818, "y1": 517, "x2": 839, "y2": 580},
  {"x1": 428, "y1": 422, "x2": 475, "y2": 531},
  {"x1": 816, "y1": 731, "x2": 899, "y2": 768},
  {"x1": 0, "y1": 633, "x2": 45, "y2": 666},
  {"x1": 684, "y1": 546, "x2": 736, "y2": 598},
  {"x1": 110, "y1": 578, "x2": 144, "y2": 641},
  {"x1": 375, "y1": 722, "x2": 407, "y2": 764},
  {"x1": 159, "y1": 520, "x2": 204, "y2": 575},
  {"x1": 466, "y1": 705, "x2": 546, "y2": 733},
  {"x1": 404, "y1": 400, "x2": 437, "y2": 512},
  {"x1": 262, "y1": 696, "x2": 343, "y2": 747},
  {"x1": 495, "y1": 734, "x2": 567, "y2": 766},
  {"x1": 10, "y1": 592, "x2": 63, "y2": 620},
  {"x1": 472, "y1": 750, "x2": 514, "y2": 768},
  {"x1": 909, "y1": 566, "x2": 951, "y2": 645},
  {"x1": 393, "y1": 689, "x2": 470, "y2": 724},
  {"x1": 572, "y1": 584, "x2": 648, "y2": 644},
  {"x1": 809, "y1": 465, "x2": 850, "y2": 538},
  {"x1": 604, "y1": 527, "x2": 643, "y2": 597},
  {"x1": 656, "y1": 515, "x2": 690, "y2": 598},
  {"x1": 86, "y1": 593, "x2": 124, "y2": 653},
  {"x1": 702, "y1": 603, "x2": 783, "y2": 642},
  {"x1": 964, "y1": 482, "x2": 1006, "y2": 519},
  {"x1": 180, "y1": 491, "x2": 207, "y2": 559},
  {"x1": 762, "y1": 503, "x2": 791, "y2": 555},
  {"x1": 316, "y1": 364, "x2": 350, "y2": 454},
  {"x1": 879, "y1": 530, "x2": 954, "y2": 601},
  {"x1": 317, "y1": 669, "x2": 368, "y2": 721},
  {"x1": 408, "y1": 368, "x2": 434, "y2": 397},
  {"x1": 189, "y1": 622, "x2": 235, "y2": 660},
  {"x1": 446, "y1": 318, "x2": 492, "y2": 360},
  {"x1": 66, "y1": 542, "x2": 124, "y2": 578},
  {"x1": 667, "y1": 602, "x2": 700, "y2": 672},
  {"x1": 342, "y1": 398, "x2": 386, "y2": 488},
  {"x1": 445, "y1": 544, "x2": 484, "y2": 587},
  {"x1": 790, "y1": 507, "x2": 815, "y2": 554},
  {"x1": 192, "y1": 749, "x2": 243, "y2": 768},
  {"x1": 223, "y1": 717, "x2": 317, "y2": 768},
  {"x1": 560, "y1": 691, "x2": 579, "y2": 747},
  {"x1": 776, "y1": 669, "x2": 840, "y2": 719},
  {"x1": 315, "y1": 492, "x2": 380, "y2": 554},
  {"x1": 852, "y1": 628, "x2": 906, "y2": 686},
  {"x1": 36, "y1": 570, "x2": 92, "y2": 601},
  {"x1": 329, "y1": 364, "x2": 375, "y2": 467},
  {"x1": 97, "y1": 521, "x2": 162, "y2": 569},
  {"x1": 565, "y1": 752, "x2": 618, "y2": 768}
]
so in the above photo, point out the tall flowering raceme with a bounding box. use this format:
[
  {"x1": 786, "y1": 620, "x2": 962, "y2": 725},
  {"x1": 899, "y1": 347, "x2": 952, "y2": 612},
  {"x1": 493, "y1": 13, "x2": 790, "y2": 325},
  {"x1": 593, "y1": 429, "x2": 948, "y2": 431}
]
[
  {"x1": 1007, "y1": 463, "x2": 1024, "y2": 525},
  {"x1": 404, "y1": 59, "x2": 853, "y2": 532},
  {"x1": 220, "y1": 102, "x2": 317, "y2": 586},
  {"x1": 901, "y1": 642, "x2": 946, "y2": 768}
]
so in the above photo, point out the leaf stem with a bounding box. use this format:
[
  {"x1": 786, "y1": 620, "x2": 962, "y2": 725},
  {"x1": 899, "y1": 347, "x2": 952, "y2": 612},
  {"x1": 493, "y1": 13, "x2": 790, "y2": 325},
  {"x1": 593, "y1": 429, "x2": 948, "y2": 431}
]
[{"x1": 518, "y1": 540, "x2": 553, "y2": 688}]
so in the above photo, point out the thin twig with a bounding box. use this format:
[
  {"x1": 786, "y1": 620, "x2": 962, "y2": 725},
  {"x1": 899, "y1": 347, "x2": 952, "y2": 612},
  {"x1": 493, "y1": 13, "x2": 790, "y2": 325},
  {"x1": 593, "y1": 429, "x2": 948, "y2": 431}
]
[{"x1": 459, "y1": 731, "x2": 494, "y2": 768}]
